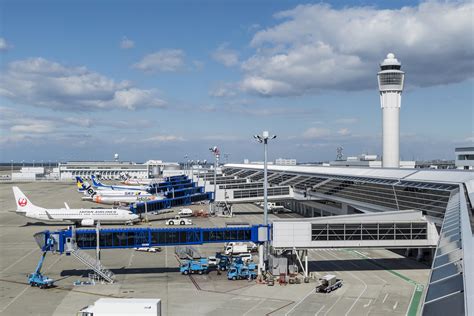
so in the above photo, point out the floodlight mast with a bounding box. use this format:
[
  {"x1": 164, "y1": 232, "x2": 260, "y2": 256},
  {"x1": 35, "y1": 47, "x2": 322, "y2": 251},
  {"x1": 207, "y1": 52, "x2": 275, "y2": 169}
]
[
  {"x1": 209, "y1": 146, "x2": 220, "y2": 201},
  {"x1": 253, "y1": 131, "x2": 276, "y2": 276}
]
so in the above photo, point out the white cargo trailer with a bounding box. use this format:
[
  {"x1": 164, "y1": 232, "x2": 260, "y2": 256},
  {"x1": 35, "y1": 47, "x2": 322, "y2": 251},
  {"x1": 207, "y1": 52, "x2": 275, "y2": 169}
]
[{"x1": 77, "y1": 298, "x2": 161, "y2": 316}]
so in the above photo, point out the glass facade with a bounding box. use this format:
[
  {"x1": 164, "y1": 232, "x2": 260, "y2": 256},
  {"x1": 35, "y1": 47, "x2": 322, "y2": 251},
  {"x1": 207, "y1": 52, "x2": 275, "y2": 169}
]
[
  {"x1": 233, "y1": 186, "x2": 290, "y2": 199},
  {"x1": 311, "y1": 222, "x2": 428, "y2": 241}
]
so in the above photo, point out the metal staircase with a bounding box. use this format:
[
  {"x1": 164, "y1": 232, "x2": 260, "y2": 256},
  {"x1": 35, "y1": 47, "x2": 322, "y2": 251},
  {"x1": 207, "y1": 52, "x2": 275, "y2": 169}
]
[{"x1": 69, "y1": 248, "x2": 115, "y2": 283}]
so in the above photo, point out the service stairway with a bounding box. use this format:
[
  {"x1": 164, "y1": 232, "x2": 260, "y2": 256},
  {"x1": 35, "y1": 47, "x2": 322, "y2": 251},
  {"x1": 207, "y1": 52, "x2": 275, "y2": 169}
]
[{"x1": 69, "y1": 247, "x2": 115, "y2": 283}]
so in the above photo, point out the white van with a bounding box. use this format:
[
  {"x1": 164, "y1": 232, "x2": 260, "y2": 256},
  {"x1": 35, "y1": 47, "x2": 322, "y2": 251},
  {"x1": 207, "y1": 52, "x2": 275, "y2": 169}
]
[{"x1": 178, "y1": 208, "x2": 193, "y2": 217}]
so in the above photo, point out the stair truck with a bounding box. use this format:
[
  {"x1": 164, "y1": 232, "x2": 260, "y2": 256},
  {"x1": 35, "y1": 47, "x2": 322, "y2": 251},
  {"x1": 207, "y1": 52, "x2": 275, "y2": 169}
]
[
  {"x1": 315, "y1": 274, "x2": 343, "y2": 293},
  {"x1": 227, "y1": 262, "x2": 257, "y2": 280},
  {"x1": 180, "y1": 258, "x2": 209, "y2": 275}
]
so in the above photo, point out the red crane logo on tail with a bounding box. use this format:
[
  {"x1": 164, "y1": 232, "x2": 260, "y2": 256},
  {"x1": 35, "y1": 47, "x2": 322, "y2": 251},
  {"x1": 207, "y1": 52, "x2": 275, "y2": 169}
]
[{"x1": 18, "y1": 198, "x2": 27, "y2": 207}]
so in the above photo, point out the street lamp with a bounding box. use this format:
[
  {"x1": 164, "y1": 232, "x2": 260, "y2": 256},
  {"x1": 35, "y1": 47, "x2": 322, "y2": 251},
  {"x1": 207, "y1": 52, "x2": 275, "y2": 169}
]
[
  {"x1": 209, "y1": 146, "x2": 220, "y2": 201},
  {"x1": 10, "y1": 160, "x2": 13, "y2": 174},
  {"x1": 254, "y1": 131, "x2": 276, "y2": 277},
  {"x1": 184, "y1": 155, "x2": 188, "y2": 176},
  {"x1": 253, "y1": 131, "x2": 276, "y2": 227}
]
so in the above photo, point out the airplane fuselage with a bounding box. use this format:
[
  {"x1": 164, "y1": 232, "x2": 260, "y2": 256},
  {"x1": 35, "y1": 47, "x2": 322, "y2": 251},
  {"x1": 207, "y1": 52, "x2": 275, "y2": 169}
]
[{"x1": 20, "y1": 207, "x2": 138, "y2": 223}]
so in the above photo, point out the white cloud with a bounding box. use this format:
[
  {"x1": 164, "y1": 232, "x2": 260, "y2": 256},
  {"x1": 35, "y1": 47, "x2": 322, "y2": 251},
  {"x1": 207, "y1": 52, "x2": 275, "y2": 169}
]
[
  {"x1": 335, "y1": 118, "x2": 358, "y2": 124},
  {"x1": 120, "y1": 36, "x2": 135, "y2": 49},
  {"x1": 242, "y1": 1, "x2": 474, "y2": 96},
  {"x1": 144, "y1": 134, "x2": 185, "y2": 142},
  {"x1": 133, "y1": 49, "x2": 185, "y2": 72},
  {"x1": 212, "y1": 43, "x2": 239, "y2": 67},
  {"x1": 193, "y1": 60, "x2": 205, "y2": 71},
  {"x1": 337, "y1": 128, "x2": 351, "y2": 136},
  {"x1": 303, "y1": 127, "x2": 331, "y2": 139},
  {"x1": 0, "y1": 58, "x2": 166, "y2": 111},
  {"x1": 0, "y1": 37, "x2": 12, "y2": 51},
  {"x1": 209, "y1": 82, "x2": 237, "y2": 97}
]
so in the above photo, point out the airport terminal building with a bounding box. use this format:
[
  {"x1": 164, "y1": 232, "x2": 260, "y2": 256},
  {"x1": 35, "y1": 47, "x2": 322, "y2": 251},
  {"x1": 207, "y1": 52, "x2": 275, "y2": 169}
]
[
  {"x1": 58, "y1": 160, "x2": 181, "y2": 180},
  {"x1": 190, "y1": 163, "x2": 474, "y2": 315}
]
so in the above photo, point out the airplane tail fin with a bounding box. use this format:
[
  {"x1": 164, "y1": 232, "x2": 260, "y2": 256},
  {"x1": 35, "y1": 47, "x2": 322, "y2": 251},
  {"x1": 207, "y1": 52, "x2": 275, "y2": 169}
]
[
  {"x1": 76, "y1": 176, "x2": 87, "y2": 191},
  {"x1": 91, "y1": 175, "x2": 103, "y2": 187},
  {"x1": 12, "y1": 187, "x2": 37, "y2": 212},
  {"x1": 82, "y1": 181, "x2": 98, "y2": 198}
]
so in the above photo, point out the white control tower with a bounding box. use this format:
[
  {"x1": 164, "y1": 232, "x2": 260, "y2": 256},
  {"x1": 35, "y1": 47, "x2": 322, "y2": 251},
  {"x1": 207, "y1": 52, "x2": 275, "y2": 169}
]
[{"x1": 378, "y1": 53, "x2": 405, "y2": 168}]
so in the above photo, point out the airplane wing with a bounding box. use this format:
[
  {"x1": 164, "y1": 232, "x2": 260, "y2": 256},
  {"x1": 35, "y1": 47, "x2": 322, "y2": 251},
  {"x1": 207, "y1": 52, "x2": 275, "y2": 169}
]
[{"x1": 44, "y1": 210, "x2": 54, "y2": 220}]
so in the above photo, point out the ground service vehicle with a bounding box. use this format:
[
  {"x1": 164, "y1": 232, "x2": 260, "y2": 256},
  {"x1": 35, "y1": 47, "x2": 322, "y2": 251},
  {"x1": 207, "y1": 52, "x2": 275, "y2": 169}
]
[
  {"x1": 215, "y1": 253, "x2": 232, "y2": 271},
  {"x1": 224, "y1": 243, "x2": 248, "y2": 255},
  {"x1": 28, "y1": 252, "x2": 54, "y2": 289},
  {"x1": 180, "y1": 258, "x2": 209, "y2": 275},
  {"x1": 207, "y1": 256, "x2": 218, "y2": 266},
  {"x1": 166, "y1": 216, "x2": 192, "y2": 226},
  {"x1": 134, "y1": 247, "x2": 162, "y2": 253},
  {"x1": 227, "y1": 262, "x2": 257, "y2": 280},
  {"x1": 77, "y1": 298, "x2": 161, "y2": 316},
  {"x1": 178, "y1": 208, "x2": 193, "y2": 217},
  {"x1": 237, "y1": 253, "x2": 253, "y2": 262},
  {"x1": 315, "y1": 274, "x2": 343, "y2": 293}
]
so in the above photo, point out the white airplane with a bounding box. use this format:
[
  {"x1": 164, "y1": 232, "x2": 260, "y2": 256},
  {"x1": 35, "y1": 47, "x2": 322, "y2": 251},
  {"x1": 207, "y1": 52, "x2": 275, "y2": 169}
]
[
  {"x1": 119, "y1": 172, "x2": 158, "y2": 186},
  {"x1": 76, "y1": 177, "x2": 150, "y2": 197},
  {"x1": 12, "y1": 187, "x2": 139, "y2": 226},
  {"x1": 79, "y1": 180, "x2": 161, "y2": 206},
  {"x1": 91, "y1": 175, "x2": 150, "y2": 191}
]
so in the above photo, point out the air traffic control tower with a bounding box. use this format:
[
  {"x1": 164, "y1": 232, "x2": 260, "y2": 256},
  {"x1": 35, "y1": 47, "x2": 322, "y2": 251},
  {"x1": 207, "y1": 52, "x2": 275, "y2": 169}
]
[{"x1": 378, "y1": 53, "x2": 405, "y2": 168}]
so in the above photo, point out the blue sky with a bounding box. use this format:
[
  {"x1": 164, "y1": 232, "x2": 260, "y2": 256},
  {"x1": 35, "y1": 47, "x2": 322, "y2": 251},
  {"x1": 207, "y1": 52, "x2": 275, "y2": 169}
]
[{"x1": 0, "y1": 0, "x2": 472, "y2": 163}]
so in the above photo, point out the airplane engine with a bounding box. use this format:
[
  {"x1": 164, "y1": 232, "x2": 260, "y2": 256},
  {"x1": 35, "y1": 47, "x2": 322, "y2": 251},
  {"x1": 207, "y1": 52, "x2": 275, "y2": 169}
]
[{"x1": 80, "y1": 219, "x2": 94, "y2": 226}]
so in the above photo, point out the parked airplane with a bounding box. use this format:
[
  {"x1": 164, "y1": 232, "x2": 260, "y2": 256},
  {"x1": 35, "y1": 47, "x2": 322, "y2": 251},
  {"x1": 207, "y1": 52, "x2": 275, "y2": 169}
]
[
  {"x1": 12, "y1": 187, "x2": 139, "y2": 226},
  {"x1": 119, "y1": 172, "x2": 158, "y2": 186},
  {"x1": 79, "y1": 179, "x2": 160, "y2": 206},
  {"x1": 91, "y1": 175, "x2": 150, "y2": 191},
  {"x1": 76, "y1": 177, "x2": 150, "y2": 196}
]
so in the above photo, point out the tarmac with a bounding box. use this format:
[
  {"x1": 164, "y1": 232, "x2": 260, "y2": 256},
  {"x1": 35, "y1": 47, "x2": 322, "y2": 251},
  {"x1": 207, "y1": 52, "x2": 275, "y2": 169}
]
[{"x1": 0, "y1": 181, "x2": 431, "y2": 315}]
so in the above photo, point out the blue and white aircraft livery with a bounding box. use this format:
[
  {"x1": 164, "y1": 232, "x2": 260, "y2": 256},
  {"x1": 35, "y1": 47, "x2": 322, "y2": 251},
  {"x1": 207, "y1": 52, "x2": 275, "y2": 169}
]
[
  {"x1": 91, "y1": 175, "x2": 150, "y2": 191},
  {"x1": 76, "y1": 177, "x2": 159, "y2": 206},
  {"x1": 12, "y1": 187, "x2": 139, "y2": 226}
]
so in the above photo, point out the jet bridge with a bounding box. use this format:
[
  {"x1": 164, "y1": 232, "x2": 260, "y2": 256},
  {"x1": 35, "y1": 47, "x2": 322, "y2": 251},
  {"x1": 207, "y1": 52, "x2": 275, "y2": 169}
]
[
  {"x1": 271, "y1": 210, "x2": 439, "y2": 249},
  {"x1": 35, "y1": 225, "x2": 270, "y2": 254}
]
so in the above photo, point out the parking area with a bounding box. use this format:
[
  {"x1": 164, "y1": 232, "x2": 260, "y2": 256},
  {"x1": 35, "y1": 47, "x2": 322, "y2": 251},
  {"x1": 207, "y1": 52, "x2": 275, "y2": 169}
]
[{"x1": 0, "y1": 182, "x2": 430, "y2": 315}]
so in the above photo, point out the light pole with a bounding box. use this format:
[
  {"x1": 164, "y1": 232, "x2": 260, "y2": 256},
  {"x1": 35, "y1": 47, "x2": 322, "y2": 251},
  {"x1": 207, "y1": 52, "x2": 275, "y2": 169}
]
[
  {"x1": 254, "y1": 131, "x2": 276, "y2": 276},
  {"x1": 184, "y1": 155, "x2": 188, "y2": 177},
  {"x1": 10, "y1": 160, "x2": 13, "y2": 175},
  {"x1": 209, "y1": 146, "x2": 220, "y2": 202},
  {"x1": 253, "y1": 131, "x2": 276, "y2": 227}
]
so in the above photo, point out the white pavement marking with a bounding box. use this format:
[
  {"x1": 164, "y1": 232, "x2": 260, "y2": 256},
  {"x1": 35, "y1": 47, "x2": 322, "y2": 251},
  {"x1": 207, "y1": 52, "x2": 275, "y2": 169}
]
[
  {"x1": 0, "y1": 248, "x2": 36, "y2": 274},
  {"x1": 284, "y1": 287, "x2": 314, "y2": 316},
  {"x1": 364, "y1": 299, "x2": 372, "y2": 308},
  {"x1": 322, "y1": 250, "x2": 368, "y2": 316},
  {"x1": 0, "y1": 285, "x2": 29, "y2": 313},
  {"x1": 382, "y1": 293, "x2": 389, "y2": 304},
  {"x1": 127, "y1": 251, "x2": 135, "y2": 267},
  {"x1": 314, "y1": 304, "x2": 326, "y2": 316},
  {"x1": 0, "y1": 236, "x2": 62, "y2": 313},
  {"x1": 393, "y1": 301, "x2": 398, "y2": 310},
  {"x1": 243, "y1": 298, "x2": 266, "y2": 316}
]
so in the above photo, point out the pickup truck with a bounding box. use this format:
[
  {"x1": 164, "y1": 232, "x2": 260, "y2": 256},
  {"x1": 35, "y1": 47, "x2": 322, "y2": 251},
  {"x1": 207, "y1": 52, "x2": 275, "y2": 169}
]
[
  {"x1": 315, "y1": 274, "x2": 343, "y2": 293},
  {"x1": 166, "y1": 216, "x2": 192, "y2": 226}
]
